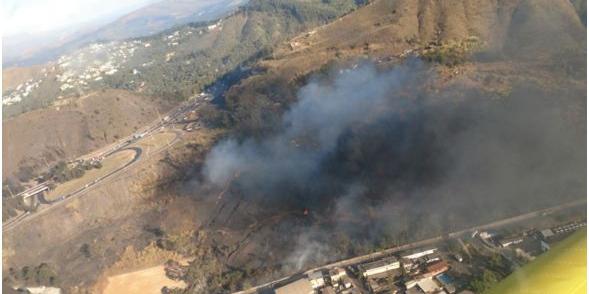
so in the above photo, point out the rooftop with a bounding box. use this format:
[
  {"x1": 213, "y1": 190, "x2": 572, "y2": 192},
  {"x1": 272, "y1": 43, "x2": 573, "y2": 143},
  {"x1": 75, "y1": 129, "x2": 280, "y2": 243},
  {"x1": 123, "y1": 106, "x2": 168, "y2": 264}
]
[
  {"x1": 358, "y1": 256, "x2": 399, "y2": 271},
  {"x1": 275, "y1": 278, "x2": 314, "y2": 294},
  {"x1": 417, "y1": 277, "x2": 441, "y2": 293}
]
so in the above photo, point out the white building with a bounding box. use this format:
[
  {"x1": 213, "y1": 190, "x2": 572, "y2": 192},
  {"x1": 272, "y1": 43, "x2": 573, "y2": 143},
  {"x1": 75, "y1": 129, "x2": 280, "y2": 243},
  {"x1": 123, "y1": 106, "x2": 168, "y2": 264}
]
[
  {"x1": 402, "y1": 248, "x2": 437, "y2": 260},
  {"x1": 359, "y1": 256, "x2": 400, "y2": 277},
  {"x1": 308, "y1": 271, "x2": 325, "y2": 289},
  {"x1": 499, "y1": 236, "x2": 524, "y2": 248},
  {"x1": 479, "y1": 231, "x2": 496, "y2": 239},
  {"x1": 23, "y1": 286, "x2": 61, "y2": 294},
  {"x1": 60, "y1": 83, "x2": 73, "y2": 91}
]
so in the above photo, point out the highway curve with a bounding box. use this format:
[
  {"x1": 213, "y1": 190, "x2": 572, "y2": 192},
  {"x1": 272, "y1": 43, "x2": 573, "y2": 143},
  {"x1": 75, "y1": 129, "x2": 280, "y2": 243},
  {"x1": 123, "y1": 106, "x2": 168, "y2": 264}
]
[
  {"x1": 3, "y1": 103, "x2": 188, "y2": 232},
  {"x1": 38, "y1": 147, "x2": 143, "y2": 205}
]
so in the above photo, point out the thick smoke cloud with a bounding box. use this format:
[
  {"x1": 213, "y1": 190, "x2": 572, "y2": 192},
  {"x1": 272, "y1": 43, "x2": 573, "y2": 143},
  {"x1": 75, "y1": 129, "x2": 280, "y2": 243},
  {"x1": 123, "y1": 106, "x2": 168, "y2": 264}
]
[
  {"x1": 202, "y1": 60, "x2": 585, "y2": 254},
  {"x1": 204, "y1": 61, "x2": 428, "y2": 194}
]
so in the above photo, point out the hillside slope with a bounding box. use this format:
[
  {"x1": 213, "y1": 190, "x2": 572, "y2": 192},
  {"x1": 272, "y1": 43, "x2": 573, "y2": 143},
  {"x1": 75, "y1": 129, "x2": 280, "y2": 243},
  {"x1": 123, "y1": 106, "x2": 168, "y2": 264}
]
[
  {"x1": 169, "y1": 0, "x2": 586, "y2": 291},
  {"x1": 223, "y1": 0, "x2": 586, "y2": 135},
  {"x1": 97, "y1": 0, "x2": 366, "y2": 99},
  {"x1": 3, "y1": 89, "x2": 171, "y2": 182}
]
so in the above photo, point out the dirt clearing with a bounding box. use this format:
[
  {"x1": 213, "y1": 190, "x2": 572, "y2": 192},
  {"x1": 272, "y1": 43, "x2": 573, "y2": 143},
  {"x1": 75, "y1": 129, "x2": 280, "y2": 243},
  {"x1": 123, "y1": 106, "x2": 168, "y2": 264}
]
[{"x1": 103, "y1": 265, "x2": 186, "y2": 294}]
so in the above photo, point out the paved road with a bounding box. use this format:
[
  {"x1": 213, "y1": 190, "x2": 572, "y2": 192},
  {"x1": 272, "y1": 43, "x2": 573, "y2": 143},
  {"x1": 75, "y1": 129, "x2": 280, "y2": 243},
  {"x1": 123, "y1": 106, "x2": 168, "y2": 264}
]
[
  {"x1": 3, "y1": 94, "x2": 207, "y2": 232},
  {"x1": 39, "y1": 147, "x2": 143, "y2": 205},
  {"x1": 78, "y1": 96, "x2": 199, "y2": 161},
  {"x1": 233, "y1": 198, "x2": 586, "y2": 294},
  {"x1": 2, "y1": 131, "x2": 181, "y2": 233}
]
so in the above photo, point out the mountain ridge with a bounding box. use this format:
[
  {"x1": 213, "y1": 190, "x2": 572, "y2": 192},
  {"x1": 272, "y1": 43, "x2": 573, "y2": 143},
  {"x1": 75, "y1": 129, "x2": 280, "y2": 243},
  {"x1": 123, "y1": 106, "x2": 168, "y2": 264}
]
[{"x1": 2, "y1": 0, "x2": 244, "y2": 67}]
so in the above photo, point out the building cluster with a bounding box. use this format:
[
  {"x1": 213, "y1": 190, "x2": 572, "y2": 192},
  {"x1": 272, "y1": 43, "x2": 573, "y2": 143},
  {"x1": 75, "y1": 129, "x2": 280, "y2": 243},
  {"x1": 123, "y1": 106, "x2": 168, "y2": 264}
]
[
  {"x1": 474, "y1": 220, "x2": 586, "y2": 261},
  {"x1": 3, "y1": 78, "x2": 43, "y2": 105},
  {"x1": 3, "y1": 18, "x2": 227, "y2": 107},
  {"x1": 271, "y1": 218, "x2": 586, "y2": 294},
  {"x1": 162, "y1": 19, "x2": 221, "y2": 49},
  {"x1": 207, "y1": 19, "x2": 223, "y2": 32},
  {"x1": 3, "y1": 38, "x2": 152, "y2": 107},
  {"x1": 55, "y1": 40, "x2": 144, "y2": 94},
  {"x1": 15, "y1": 286, "x2": 61, "y2": 294},
  {"x1": 546, "y1": 220, "x2": 586, "y2": 235},
  {"x1": 274, "y1": 247, "x2": 460, "y2": 294},
  {"x1": 165, "y1": 30, "x2": 182, "y2": 47}
]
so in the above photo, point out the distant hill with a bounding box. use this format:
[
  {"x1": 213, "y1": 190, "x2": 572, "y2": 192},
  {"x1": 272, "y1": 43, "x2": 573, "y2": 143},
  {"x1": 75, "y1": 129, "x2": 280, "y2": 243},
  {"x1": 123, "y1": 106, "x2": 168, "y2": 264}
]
[
  {"x1": 2, "y1": 0, "x2": 245, "y2": 67},
  {"x1": 3, "y1": 0, "x2": 365, "y2": 118},
  {"x1": 86, "y1": 0, "x2": 246, "y2": 41}
]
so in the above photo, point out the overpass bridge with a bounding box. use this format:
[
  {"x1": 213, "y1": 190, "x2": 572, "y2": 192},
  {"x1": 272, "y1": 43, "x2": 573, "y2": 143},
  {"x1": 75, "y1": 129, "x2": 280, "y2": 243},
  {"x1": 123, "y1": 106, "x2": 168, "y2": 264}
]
[{"x1": 14, "y1": 184, "x2": 50, "y2": 200}]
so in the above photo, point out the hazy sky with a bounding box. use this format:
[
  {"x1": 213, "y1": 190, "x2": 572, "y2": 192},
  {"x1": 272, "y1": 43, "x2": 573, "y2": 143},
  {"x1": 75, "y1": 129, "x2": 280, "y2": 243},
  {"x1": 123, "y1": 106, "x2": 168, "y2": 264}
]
[{"x1": 2, "y1": 0, "x2": 158, "y2": 36}]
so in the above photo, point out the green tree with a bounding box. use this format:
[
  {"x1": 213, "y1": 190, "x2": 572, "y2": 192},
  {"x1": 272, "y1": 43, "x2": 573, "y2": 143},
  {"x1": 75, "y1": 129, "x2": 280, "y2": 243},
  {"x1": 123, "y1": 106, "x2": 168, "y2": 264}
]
[{"x1": 468, "y1": 269, "x2": 500, "y2": 293}]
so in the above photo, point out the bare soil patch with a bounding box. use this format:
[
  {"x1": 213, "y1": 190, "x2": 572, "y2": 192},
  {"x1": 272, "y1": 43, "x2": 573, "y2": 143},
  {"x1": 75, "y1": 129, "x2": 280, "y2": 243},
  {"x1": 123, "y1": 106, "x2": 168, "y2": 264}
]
[{"x1": 103, "y1": 265, "x2": 186, "y2": 294}]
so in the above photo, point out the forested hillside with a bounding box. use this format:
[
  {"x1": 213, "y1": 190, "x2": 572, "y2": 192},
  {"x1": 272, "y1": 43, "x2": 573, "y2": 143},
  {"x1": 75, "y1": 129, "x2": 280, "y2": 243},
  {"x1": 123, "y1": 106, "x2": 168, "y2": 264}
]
[
  {"x1": 3, "y1": 0, "x2": 365, "y2": 119},
  {"x1": 103, "y1": 0, "x2": 366, "y2": 99}
]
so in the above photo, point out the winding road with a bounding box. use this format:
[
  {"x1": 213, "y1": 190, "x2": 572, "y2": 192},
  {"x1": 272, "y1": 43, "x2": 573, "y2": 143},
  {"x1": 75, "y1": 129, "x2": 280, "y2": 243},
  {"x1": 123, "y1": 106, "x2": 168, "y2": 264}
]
[
  {"x1": 3, "y1": 127, "x2": 183, "y2": 233},
  {"x1": 2, "y1": 92, "x2": 209, "y2": 233}
]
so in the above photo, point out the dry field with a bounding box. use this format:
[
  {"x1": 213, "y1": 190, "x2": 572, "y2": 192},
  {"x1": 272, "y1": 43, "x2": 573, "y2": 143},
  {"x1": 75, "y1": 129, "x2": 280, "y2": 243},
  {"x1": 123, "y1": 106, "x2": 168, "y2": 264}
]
[
  {"x1": 103, "y1": 265, "x2": 186, "y2": 294},
  {"x1": 133, "y1": 131, "x2": 177, "y2": 155}
]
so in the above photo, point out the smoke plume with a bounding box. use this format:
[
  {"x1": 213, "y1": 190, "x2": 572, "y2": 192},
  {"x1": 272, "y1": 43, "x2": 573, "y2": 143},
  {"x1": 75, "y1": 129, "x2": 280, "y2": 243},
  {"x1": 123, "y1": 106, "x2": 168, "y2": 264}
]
[{"x1": 201, "y1": 59, "x2": 585, "y2": 264}]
